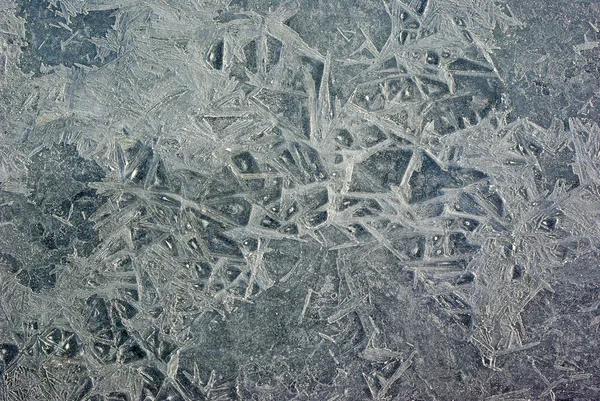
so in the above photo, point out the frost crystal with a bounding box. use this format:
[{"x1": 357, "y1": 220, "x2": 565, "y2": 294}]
[{"x1": 1, "y1": 0, "x2": 599, "y2": 399}]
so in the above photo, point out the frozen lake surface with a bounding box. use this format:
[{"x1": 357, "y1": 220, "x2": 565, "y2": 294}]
[{"x1": 0, "y1": 0, "x2": 599, "y2": 399}]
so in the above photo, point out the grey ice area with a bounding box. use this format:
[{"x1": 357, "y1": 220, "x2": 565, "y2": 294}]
[{"x1": 0, "y1": 0, "x2": 599, "y2": 400}]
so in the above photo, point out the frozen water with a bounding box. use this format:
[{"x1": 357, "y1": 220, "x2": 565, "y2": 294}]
[{"x1": 0, "y1": 0, "x2": 599, "y2": 399}]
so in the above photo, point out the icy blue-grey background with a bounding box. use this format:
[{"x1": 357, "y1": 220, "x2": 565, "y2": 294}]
[{"x1": 0, "y1": 0, "x2": 599, "y2": 400}]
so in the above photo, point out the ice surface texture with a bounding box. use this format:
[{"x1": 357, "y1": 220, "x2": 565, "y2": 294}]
[{"x1": 0, "y1": 0, "x2": 599, "y2": 400}]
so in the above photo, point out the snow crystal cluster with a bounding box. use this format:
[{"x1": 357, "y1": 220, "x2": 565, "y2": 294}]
[{"x1": 0, "y1": 0, "x2": 599, "y2": 399}]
